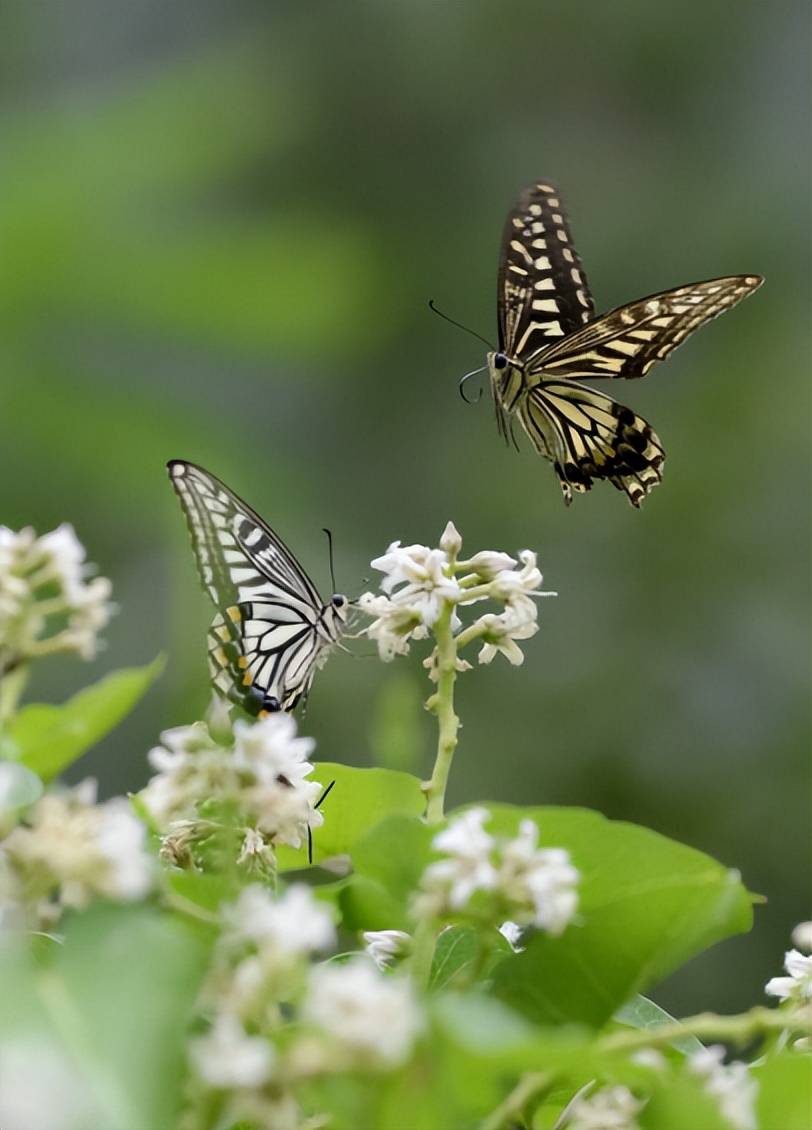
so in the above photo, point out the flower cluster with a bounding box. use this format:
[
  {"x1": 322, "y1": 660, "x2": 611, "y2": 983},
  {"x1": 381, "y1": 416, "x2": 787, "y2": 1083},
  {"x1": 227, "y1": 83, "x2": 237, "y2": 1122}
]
[
  {"x1": 139, "y1": 713, "x2": 324, "y2": 872},
  {"x1": 566, "y1": 1084, "x2": 643, "y2": 1130},
  {"x1": 687, "y1": 1046, "x2": 758, "y2": 1130},
  {"x1": 187, "y1": 882, "x2": 422, "y2": 1129},
  {"x1": 415, "y1": 807, "x2": 579, "y2": 935},
  {"x1": 358, "y1": 522, "x2": 554, "y2": 669},
  {"x1": 0, "y1": 780, "x2": 152, "y2": 928},
  {"x1": 0, "y1": 525, "x2": 114, "y2": 667}
]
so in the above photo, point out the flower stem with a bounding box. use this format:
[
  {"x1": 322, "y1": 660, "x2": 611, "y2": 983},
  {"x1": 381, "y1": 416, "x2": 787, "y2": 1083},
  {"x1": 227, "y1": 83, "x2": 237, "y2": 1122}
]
[
  {"x1": 0, "y1": 662, "x2": 29, "y2": 728},
  {"x1": 600, "y1": 1005, "x2": 811, "y2": 1054},
  {"x1": 425, "y1": 602, "x2": 460, "y2": 825},
  {"x1": 480, "y1": 1071, "x2": 552, "y2": 1130}
]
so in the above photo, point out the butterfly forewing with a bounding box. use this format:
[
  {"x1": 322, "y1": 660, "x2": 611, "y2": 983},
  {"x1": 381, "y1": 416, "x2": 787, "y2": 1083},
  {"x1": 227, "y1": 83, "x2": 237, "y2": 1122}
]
[
  {"x1": 498, "y1": 181, "x2": 595, "y2": 363},
  {"x1": 168, "y1": 460, "x2": 341, "y2": 714},
  {"x1": 532, "y1": 275, "x2": 763, "y2": 380}
]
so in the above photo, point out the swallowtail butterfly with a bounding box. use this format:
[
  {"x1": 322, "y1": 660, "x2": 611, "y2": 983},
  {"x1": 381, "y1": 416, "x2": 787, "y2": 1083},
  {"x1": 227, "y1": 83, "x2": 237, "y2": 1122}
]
[
  {"x1": 168, "y1": 460, "x2": 348, "y2": 715},
  {"x1": 484, "y1": 182, "x2": 763, "y2": 506}
]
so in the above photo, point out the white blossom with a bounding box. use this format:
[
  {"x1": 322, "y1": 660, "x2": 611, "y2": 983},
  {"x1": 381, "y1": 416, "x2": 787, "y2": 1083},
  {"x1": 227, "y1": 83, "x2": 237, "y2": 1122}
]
[
  {"x1": 140, "y1": 716, "x2": 324, "y2": 857},
  {"x1": 358, "y1": 526, "x2": 554, "y2": 671},
  {"x1": 476, "y1": 605, "x2": 538, "y2": 666},
  {"x1": 2, "y1": 781, "x2": 151, "y2": 915},
  {"x1": 498, "y1": 920, "x2": 525, "y2": 952},
  {"x1": 0, "y1": 525, "x2": 114, "y2": 664},
  {"x1": 418, "y1": 808, "x2": 497, "y2": 912},
  {"x1": 566, "y1": 1084, "x2": 643, "y2": 1130},
  {"x1": 687, "y1": 1045, "x2": 758, "y2": 1130},
  {"x1": 791, "y1": 921, "x2": 812, "y2": 952},
  {"x1": 190, "y1": 1013, "x2": 275, "y2": 1089},
  {"x1": 498, "y1": 819, "x2": 579, "y2": 935},
  {"x1": 765, "y1": 948, "x2": 812, "y2": 1004},
  {"x1": 304, "y1": 958, "x2": 422, "y2": 1067},
  {"x1": 225, "y1": 884, "x2": 335, "y2": 957},
  {"x1": 362, "y1": 929, "x2": 411, "y2": 969},
  {"x1": 358, "y1": 592, "x2": 428, "y2": 661}
]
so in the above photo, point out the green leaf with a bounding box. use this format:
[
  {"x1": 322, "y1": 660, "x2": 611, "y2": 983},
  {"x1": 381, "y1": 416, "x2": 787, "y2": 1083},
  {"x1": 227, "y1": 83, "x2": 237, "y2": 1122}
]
[
  {"x1": 277, "y1": 763, "x2": 425, "y2": 870},
  {"x1": 350, "y1": 814, "x2": 435, "y2": 902},
  {"x1": 484, "y1": 805, "x2": 753, "y2": 1028},
  {"x1": 0, "y1": 903, "x2": 209, "y2": 1130},
  {"x1": 754, "y1": 1050, "x2": 812, "y2": 1130},
  {"x1": 0, "y1": 761, "x2": 43, "y2": 810},
  {"x1": 614, "y1": 994, "x2": 704, "y2": 1055},
  {"x1": 429, "y1": 926, "x2": 512, "y2": 991},
  {"x1": 339, "y1": 874, "x2": 408, "y2": 932},
  {"x1": 8, "y1": 657, "x2": 164, "y2": 780}
]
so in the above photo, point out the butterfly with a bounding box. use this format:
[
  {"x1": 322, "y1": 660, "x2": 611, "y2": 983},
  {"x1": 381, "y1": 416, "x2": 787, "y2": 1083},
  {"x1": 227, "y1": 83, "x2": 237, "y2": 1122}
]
[
  {"x1": 167, "y1": 460, "x2": 348, "y2": 716},
  {"x1": 481, "y1": 181, "x2": 763, "y2": 506}
]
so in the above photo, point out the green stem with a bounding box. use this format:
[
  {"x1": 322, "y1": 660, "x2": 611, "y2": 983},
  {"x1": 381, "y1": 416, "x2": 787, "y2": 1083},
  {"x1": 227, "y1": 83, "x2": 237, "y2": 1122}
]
[
  {"x1": 424, "y1": 602, "x2": 460, "y2": 825},
  {"x1": 600, "y1": 1005, "x2": 810, "y2": 1054},
  {"x1": 480, "y1": 1071, "x2": 552, "y2": 1130},
  {"x1": 0, "y1": 662, "x2": 29, "y2": 728}
]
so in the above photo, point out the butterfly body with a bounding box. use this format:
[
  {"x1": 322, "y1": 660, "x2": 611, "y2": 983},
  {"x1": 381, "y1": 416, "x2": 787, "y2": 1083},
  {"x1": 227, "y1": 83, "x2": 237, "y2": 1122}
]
[
  {"x1": 168, "y1": 460, "x2": 347, "y2": 715},
  {"x1": 488, "y1": 181, "x2": 763, "y2": 506}
]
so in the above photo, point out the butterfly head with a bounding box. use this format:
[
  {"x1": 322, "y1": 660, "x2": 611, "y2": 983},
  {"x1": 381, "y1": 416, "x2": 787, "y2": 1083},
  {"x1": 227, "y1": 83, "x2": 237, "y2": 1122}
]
[
  {"x1": 486, "y1": 350, "x2": 525, "y2": 443},
  {"x1": 329, "y1": 593, "x2": 350, "y2": 626}
]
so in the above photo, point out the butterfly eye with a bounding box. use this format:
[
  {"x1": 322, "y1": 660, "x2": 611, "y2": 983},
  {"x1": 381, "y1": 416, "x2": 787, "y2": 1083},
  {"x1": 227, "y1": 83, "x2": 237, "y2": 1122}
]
[
  {"x1": 332, "y1": 594, "x2": 346, "y2": 609},
  {"x1": 493, "y1": 353, "x2": 508, "y2": 370}
]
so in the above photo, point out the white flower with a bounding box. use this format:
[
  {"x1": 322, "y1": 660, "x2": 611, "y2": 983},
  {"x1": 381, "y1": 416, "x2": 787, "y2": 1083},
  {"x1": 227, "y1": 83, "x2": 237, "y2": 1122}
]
[
  {"x1": 2, "y1": 781, "x2": 152, "y2": 915},
  {"x1": 688, "y1": 1046, "x2": 757, "y2": 1130},
  {"x1": 419, "y1": 808, "x2": 497, "y2": 911},
  {"x1": 141, "y1": 716, "x2": 324, "y2": 854},
  {"x1": 190, "y1": 1013, "x2": 275, "y2": 1089},
  {"x1": 498, "y1": 820, "x2": 579, "y2": 935},
  {"x1": 363, "y1": 929, "x2": 411, "y2": 969},
  {"x1": 358, "y1": 592, "x2": 428, "y2": 661},
  {"x1": 225, "y1": 884, "x2": 335, "y2": 957},
  {"x1": 304, "y1": 958, "x2": 422, "y2": 1067},
  {"x1": 462, "y1": 550, "x2": 518, "y2": 580},
  {"x1": 490, "y1": 549, "x2": 552, "y2": 621},
  {"x1": 439, "y1": 521, "x2": 462, "y2": 557},
  {"x1": 232, "y1": 714, "x2": 315, "y2": 787},
  {"x1": 792, "y1": 921, "x2": 812, "y2": 952},
  {"x1": 765, "y1": 948, "x2": 812, "y2": 1003},
  {"x1": 0, "y1": 525, "x2": 113, "y2": 663},
  {"x1": 498, "y1": 920, "x2": 525, "y2": 952},
  {"x1": 369, "y1": 538, "x2": 462, "y2": 627},
  {"x1": 567, "y1": 1084, "x2": 643, "y2": 1130},
  {"x1": 476, "y1": 605, "x2": 538, "y2": 666},
  {"x1": 630, "y1": 1048, "x2": 666, "y2": 1071}
]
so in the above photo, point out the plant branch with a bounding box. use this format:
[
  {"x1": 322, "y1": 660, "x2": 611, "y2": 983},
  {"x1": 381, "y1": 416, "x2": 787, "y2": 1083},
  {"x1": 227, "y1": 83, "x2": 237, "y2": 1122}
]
[
  {"x1": 480, "y1": 1071, "x2": 552, "y2": 1130},
  {"x1": 601, "y1": 1005, "x2": 811, "y2": 1054},
  {"x1": 424, "y1": 601, "x2": 461, "y2": 825}
]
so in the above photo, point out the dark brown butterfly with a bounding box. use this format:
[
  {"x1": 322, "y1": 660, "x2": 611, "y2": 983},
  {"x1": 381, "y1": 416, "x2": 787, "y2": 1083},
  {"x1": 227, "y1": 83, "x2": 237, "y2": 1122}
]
[{"x1": 484, "y1": 181, "x2": 763, "y2": 506}]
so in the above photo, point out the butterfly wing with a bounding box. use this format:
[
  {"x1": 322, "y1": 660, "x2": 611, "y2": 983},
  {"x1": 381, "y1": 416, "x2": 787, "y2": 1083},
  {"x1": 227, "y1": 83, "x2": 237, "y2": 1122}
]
[
  {"x1": 497, "y1": 181, "x2": 595, "y2": 363},
  {"x1": 518, "y1": 382, "x2": 665, "y2": 508},
  {"x1": 168, "y1": 460, "x2": 331, "y2": 713},
  {"x1": 531, "y1": 275, "x2": 763, "y2": 380}
]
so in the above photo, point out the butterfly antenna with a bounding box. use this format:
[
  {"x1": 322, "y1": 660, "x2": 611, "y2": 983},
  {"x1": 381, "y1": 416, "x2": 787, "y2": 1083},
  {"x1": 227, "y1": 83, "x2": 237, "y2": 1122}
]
[
  {"x1": 459, "y1": 364, "x2": 487, "y2": 404},
  {"x1": 428, "y1": 300, "x2": 494, "y2": 350},
  {"x1": 322, "y1": 527, "x2": 338, "y2": 593},
  {"x1": 308, "y1": 779, "x2": 336, "y2": 865}
]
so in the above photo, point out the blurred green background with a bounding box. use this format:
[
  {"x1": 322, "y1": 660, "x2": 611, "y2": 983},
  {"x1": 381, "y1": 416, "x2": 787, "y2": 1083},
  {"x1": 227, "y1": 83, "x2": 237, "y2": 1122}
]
[{"x1": 1, "y1": 2, "x2": 808, "y2": 1018}]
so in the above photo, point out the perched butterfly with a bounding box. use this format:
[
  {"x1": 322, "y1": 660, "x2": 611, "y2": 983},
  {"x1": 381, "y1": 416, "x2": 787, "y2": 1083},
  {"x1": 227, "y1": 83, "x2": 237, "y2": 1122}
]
[
  {"x1": 481, "y1": 181, "x2": 763, "y2": 506},
  {"x1": 167, "y1": 460, "x2": 348, "y2": 716}
]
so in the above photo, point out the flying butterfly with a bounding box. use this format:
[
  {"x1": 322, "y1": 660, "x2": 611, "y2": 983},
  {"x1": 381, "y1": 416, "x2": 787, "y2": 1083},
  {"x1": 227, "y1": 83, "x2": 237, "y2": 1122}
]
[
  {"x1": 473, "y1": 181, "x2": 763, "y2": 506},
  {"x1": 167, "y1": 460, "x2": 348, "y2": 716}
]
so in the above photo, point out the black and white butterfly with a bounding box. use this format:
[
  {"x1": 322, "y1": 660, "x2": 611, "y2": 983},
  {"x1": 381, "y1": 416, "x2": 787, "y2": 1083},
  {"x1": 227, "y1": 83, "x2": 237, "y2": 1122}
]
[
  {"x1": 167, "y1": 460, "x2": 348, "y2": 715},
  {"x1": 481, "y1": 181, "x2": 763, "y2": 506}
]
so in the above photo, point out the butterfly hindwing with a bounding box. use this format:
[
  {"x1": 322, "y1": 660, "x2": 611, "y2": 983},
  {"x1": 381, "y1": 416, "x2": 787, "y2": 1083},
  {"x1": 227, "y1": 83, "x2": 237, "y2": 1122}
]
[
  {"x1": 168, "y1": 460, "x2": 340, "y2": 714},
  {"x1": 518, "y1": 382, "x2": 664, "y2": 508},
  {"x1": 497, "y1": 181, "x2": 595, "y2": 363},
  {"x1": 532, "y1": 275, "x2": 763, "y2": 380}
]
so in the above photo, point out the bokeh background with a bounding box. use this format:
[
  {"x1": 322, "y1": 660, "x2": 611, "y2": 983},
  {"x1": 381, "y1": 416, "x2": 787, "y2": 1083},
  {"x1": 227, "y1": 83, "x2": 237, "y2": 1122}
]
[{"x1": 1, "y1": 1, "x2": 808, "y2": 1018}]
